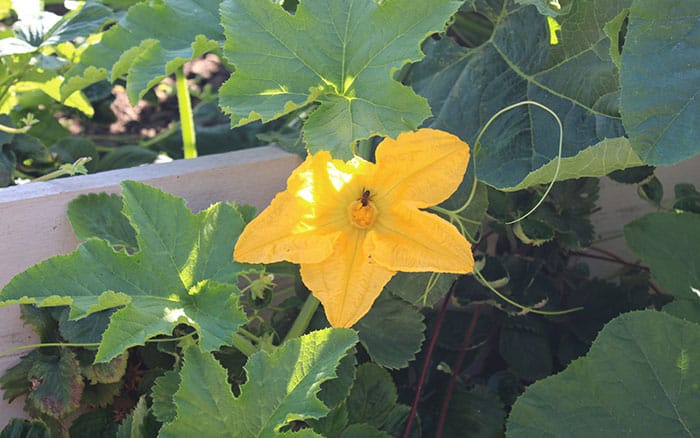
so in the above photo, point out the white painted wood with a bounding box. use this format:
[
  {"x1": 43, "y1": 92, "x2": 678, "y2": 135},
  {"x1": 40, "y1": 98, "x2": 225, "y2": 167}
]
[{"x1": 0, "y1": 145, "x2": 300, "y2": 427}]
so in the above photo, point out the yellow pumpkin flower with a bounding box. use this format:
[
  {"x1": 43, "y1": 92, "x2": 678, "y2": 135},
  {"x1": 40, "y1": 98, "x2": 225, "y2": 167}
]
[{"x1": 234, "y1": 128, "x2": 474, "y2": 327}]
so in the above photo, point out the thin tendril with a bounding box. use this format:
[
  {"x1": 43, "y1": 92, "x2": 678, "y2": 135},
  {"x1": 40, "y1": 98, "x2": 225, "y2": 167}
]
[
  {"x1": 429, "y1": 101, "x2": 562, "y2": 240},
  {"x1": 0, "y1": 332, "x2": 199, "y2": 359},
  {"x1": 473, "y1": 268, "x2": 582, "y2": 316},
  {"x1": 422, "y1": 272, "x2": 442, "y2": 306},
  {"x1": 471, "y1": 100, "x2": 564, "y2": 225}
]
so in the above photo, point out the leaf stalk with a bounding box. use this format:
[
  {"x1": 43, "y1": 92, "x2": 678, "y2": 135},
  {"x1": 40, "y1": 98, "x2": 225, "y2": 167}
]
[
  {"x1": 283, "y1": 293, "x2": 320, "y2": 343},
  {"x1": 175, "y1": 66, "x2": 197, "y2": 159}
]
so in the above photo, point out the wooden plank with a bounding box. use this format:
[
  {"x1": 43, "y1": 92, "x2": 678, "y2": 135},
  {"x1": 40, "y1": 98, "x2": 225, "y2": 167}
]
[{"x1": 0, "y1": 146, "x2": 300, "y2": 426}]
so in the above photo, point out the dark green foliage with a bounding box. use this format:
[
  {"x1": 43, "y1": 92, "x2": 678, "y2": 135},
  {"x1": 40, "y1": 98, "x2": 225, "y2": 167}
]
[{"x1": 0, "y1": 419, "x2": 50, "y2": 438}]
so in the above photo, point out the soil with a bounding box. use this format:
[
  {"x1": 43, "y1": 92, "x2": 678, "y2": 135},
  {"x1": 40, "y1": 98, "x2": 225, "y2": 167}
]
[{"x1": 67, "y1": 54, "x2": 230, "y2": 143}]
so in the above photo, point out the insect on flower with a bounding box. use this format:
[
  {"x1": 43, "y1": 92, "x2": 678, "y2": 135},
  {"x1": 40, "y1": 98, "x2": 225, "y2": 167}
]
[{"x1": 359, "y1": 189, "x2": 372, "y2": 207}]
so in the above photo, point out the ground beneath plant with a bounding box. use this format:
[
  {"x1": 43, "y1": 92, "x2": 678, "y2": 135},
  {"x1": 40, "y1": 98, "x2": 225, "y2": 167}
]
[{"x1": 66, "y1": 54, "x2": 229, "y2": 143}]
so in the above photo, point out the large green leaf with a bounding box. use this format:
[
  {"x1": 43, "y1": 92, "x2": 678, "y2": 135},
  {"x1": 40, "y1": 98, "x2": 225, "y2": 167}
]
[
  {"x1": 150, "y1": 370, "x2": 180, "y2": 424},
  {"x1": 625, "y1": 212, "x2": 700, "y2": 323},
  {"x1": 345, "y1": 363, "x2": 412, "y2": 434},
  {"x1": 625, "y1": 212, "x2": 700, "y2": 301},
  {"x1": 63, "y1": 0, "x2": 223, "y2": 103},
  {"x1": 440, "y1": 385, "x2": 505, "y2": 438},
  {"x1": 219, "y1": 0, "x2": 462, "y2": 159},
  {"x1": 620, "y1": 0, "x2": 700, "y2": 165},
  {"x1": 408, "y1": 0, "x2": 629, "y2": 189},
  {"x1": 42, "y1": 3, "x2": 114, "y2": 47},
  {"x1": 0, "y1": 181, "x2": 248, "y2": 362},
  {"x1": 312, "y1": 363, "x2": 413, "y2": 437},
  {"x1": 507, "y1": 310, "x2": 700, "y2": 437},
  {"x1": 67, "y1": 192, "x2": 137, "y2": 250},
  {"x1": 159, "y1": 328, "x2": 358, "y2": 437},
  {"x1": 507, "y1": 137, "x2": 643, "y2": 191},
  {"x1": 0, "y1": 419, "x2": 50, "y2": 438},
  {"x1": 0, "y1": 4, "x2": 112, "y2": 55},
  {"x1": 356, "y1": 293, "x2": 425, "y2": 369}
]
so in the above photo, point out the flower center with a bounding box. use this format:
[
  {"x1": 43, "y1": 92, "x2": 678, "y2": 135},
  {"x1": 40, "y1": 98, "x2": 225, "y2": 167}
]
[{"x1": 348, "y1": 190, "x2": 378, "y2": 229}]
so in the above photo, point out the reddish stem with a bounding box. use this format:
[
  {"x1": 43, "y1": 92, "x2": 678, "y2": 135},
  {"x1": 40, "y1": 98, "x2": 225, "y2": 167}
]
[
  {"x1": 571, "y1": 248, "x2": 663, "y2": 294},
  {"x1": 435, "y1": 305, "x2": 481, "y2": 438},
  {"x1": 570, "y1": 250, "x2": 646, "y2": 270},
  {"x1": 402, "y1": 284, "x2": 455, "y2": 438}
]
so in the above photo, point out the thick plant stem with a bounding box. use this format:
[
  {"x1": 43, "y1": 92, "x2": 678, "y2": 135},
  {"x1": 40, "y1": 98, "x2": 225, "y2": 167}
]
[
  {"x1": 283, "y1": 293, "x2": 320, "y2": 343},
  {"x1": 175, "y1": 66, "x2": 197, "y2": 159},
  {"x1": 232, "y1": 333, "x2": 257, "y2": 357}
]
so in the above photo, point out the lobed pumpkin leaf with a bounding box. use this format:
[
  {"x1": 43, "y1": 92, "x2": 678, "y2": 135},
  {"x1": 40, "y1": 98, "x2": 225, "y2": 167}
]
[
  {"x1": 408, "y1": 0, "x2": 631, "y2": 189},
  {"x1": 219, "y1": 0, "x2": 462, "y2": 159},
  {"x1": 620, "y1": 0, "x2": 700, "y2": 165},
  {"x1": 63, "y1": 0, "x2": 223, "y2": 103},
  {"x1": 506, "y1": 310, "x2": 700, "y2": 437},
  {"x1": 0, "y1": 181, "x2": 249, "y2": 363},
  {"x1": 67, "y1": 193, "x2": 137, "y2": 251},
  {"x1": 159, "y1": 328, "x2": 357, "y2": 437},
  {"x1": 625, "y1": 211, "x2": 700, "y2": 323}
]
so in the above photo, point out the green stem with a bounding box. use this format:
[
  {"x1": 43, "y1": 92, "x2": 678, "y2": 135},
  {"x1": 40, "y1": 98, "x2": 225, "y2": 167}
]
[
  {"x1": 0, "y1": 123, "x2": 31, "y2": 134},
  {"x1": 473, "y1": 268, "x2": 582, "y2": 316},
  {"x1": 32, "y1": 157, "x2": 92, "y2": 182},
  {"x1": 175, "y1": 66, "x2": 197, "y2": 159},
  {"x1": 232, "y1": 333, "x2": 257, "y2": 357},
  {"x1": 0, "y1": 342, "x2": 101, "y2": 358},
  {"x1": 283, "y1": 294, "x2": 320, "y2": 344},
  {"x1": 238, "y1": 327, "x2": 263, "y2": 343}
]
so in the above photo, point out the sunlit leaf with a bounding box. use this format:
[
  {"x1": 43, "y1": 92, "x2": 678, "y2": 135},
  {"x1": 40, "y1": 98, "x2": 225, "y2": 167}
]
[
  {"x1": 0, "y1": 181, "x2": 249, "y2": 362},
  {"x1": 219, "y1": 0, "x2": 462, "y2": 158},
  {"x1": 159, "y1": 328, "x2": 357, "y2": 437},
  {"x1": 63, "y1": 0, "x2": 223, "y2": 103},
  {"x1": 506, "y1": 137, "x2": 643, "y2": 191}
]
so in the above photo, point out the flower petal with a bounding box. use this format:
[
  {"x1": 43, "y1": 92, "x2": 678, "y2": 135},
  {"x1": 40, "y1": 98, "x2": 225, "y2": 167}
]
[
  {"x1": 300, "y1": 230, "x2": 396, "y2": 328},
  {"x1": 369, "y1": 204, "x2": 474, "y2": 273},
  {"x1": 373, "y1": 128, "x2": 470, "y2": 208},
  {"x1": 234, "y1": 151, "x2": 345, "y2": 264}
]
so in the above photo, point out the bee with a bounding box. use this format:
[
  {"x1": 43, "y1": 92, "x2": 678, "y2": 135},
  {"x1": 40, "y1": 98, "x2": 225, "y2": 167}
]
[{"x1": 359, "y1": 189, "x2": 371, "y2": 207}]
